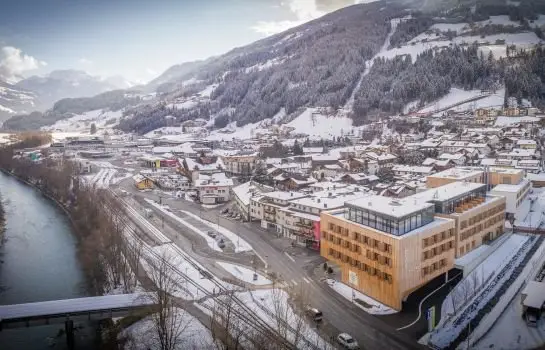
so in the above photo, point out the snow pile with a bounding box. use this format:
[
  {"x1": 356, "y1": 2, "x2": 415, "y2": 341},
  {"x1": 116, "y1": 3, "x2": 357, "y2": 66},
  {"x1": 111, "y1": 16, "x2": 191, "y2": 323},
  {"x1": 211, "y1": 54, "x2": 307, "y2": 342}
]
[
  {"x1": 179, "y1": 210, "x2": 253, "y2": 253},
  {"x1": 325, "y1": 279, "x2": 397, "y2": 315},
  {"x1": 121, "y1": 307, "x2": 216, "y2": 350},
  {"x1": 217, "y1": 262, "x2": 271, "y2": 286},
  {"x1": 430, "y1": 234, "x2": 538, "y2": 349},
  {"x1": 196, "y1": 289, "x2": 334, "y2": 350}
]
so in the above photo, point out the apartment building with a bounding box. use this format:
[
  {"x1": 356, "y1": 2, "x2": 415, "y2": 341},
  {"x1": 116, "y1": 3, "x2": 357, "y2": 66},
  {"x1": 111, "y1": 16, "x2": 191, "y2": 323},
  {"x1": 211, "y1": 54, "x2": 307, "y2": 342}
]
[
  {"x1": 321, "y1": 197, "x2": 456, "y2": 310},
  {"x1": 220, "y1": 152, "x2": 258, "y2": 177},
  {"x1": 426, "y1": 167, "x2": 485, "y2": 188},
  {"x1": 489, "y1": 178, "x2": 532, "y2": 218},
  {"x1": 320, "y1": 181, "x2": 506, "y2": 310},
  {"x1": 426, "y1": 167, "x2": 523, "y2": 189},
  {"x1": 250, "y1": 191, "x2": 308, "y2": 233}
]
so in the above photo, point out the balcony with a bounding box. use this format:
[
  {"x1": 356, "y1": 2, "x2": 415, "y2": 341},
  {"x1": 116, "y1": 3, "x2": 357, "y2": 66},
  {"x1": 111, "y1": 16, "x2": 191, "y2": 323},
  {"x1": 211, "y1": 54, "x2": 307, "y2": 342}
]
[
  {"x1": 295, "y1": 220, "x2": 313, "y2": 228},
  {"x1": 263, "y1": 207, "x2": 276, "y2": 214}
]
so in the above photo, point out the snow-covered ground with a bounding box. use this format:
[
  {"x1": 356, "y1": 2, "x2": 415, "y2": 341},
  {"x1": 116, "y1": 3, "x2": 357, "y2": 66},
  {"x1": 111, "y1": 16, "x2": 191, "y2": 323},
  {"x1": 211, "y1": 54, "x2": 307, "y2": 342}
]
[
  {"x1": 430, "y1": 234, "x2": 538, "y2": 349},
  {"x1": 43, "y1": 109, "x2": 122, "y2": 134},
  {"x1": 121, "y1": 307, "x2": 216, "y2": 350},
  {"x1": 418, "y1": 88, "x2": 488, "y2": 113},
  {"x1": 142, "y1": 243, "x2": 234, "y2": 300},
  {"x1": 441, "y1": 234, "x2": 528, "y2": 321},
  {"x1": 144, "y1": 199, "x2": 223, "y2": 252},
  {"x1": 325, "y1": 279, "x2": 397, "y2": 315},
  {"x1": 179, "y1": 210, "x2": 253, "y2": 253},
  {"x1": 217, "y1": 262, "x2": 272, "y2": 286},
  {"x1": 469, "y1": 238, "x2": 545, "y2": 350},
  {"x1": 196, "y1": 288, "x2": 334, "y2": 350},
  {"x1": 287, "y1": 108, "x2": 357, "y2": 139},
  {"x1": 495, "y1": 115, "x2": 541, "y2": 127}
]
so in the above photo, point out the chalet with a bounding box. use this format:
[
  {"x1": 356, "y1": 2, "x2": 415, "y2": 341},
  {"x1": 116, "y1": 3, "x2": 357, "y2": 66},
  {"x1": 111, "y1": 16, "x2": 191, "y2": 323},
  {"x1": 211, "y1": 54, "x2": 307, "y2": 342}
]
[
  {"x1": 133, "y1": 174, "x2": 154, "y2": 190},
  {"x1": 276, "y1": 174, "x2": 317, "y2": 191}
]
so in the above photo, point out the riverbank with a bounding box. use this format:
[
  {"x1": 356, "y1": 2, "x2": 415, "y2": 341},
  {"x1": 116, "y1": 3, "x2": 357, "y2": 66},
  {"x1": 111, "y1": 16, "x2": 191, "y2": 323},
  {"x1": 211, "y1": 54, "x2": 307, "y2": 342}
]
[{"x1": 0, "y1": 171, "x2": 96, "y2": 350}]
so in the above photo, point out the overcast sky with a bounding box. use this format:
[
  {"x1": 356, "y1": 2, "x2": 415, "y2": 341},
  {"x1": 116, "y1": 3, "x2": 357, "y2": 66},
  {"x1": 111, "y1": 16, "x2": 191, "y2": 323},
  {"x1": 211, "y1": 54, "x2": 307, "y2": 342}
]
[{"x1": 0, "y1": 0, "x2": 370, "y2": 84}]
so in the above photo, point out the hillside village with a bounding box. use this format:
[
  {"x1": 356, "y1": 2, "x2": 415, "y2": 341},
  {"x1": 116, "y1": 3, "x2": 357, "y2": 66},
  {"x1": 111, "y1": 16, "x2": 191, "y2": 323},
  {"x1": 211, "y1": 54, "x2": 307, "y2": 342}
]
[{"x1": 14, "y1": 98, "x2": 545, "y2": 349}]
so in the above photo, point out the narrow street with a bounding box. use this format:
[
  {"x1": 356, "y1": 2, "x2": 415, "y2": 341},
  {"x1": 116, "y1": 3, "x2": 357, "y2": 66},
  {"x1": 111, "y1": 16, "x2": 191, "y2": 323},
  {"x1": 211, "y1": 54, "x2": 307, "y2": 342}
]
[{"x1": 118, "y1": 179, "x2": 424, "y2": 350}]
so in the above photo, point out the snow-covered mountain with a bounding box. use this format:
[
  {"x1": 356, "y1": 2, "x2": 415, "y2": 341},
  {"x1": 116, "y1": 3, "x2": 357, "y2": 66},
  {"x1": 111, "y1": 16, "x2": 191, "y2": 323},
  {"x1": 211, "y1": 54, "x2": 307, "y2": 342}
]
[
  {"x1": 14, "y1": 70, "x2": 131, "y2": 111},
  {"x1": 5, "y1": 0, "x2": 545, "y2": 132},
  {"x1": 0, "y1": 80, "x2": 38, "y2": 122}
]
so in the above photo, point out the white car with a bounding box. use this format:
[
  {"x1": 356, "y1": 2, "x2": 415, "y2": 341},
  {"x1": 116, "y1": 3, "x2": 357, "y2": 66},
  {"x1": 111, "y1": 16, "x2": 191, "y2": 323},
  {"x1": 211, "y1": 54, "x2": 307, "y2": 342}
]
[{"x1": 337, "y1": 333, "x2": 359, "y2": 349}]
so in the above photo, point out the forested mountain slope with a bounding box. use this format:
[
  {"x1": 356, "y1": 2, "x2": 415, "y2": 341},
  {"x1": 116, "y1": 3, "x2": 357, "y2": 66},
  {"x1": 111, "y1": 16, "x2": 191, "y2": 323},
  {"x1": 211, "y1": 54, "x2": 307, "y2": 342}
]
[{"x1": 4, "y1": 0, "x2": 545, "y2": 133}]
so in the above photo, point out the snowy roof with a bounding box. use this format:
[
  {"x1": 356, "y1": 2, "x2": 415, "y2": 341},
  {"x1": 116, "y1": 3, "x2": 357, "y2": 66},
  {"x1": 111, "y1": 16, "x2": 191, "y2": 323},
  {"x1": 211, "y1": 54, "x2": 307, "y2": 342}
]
[
  {"x1": 490, "y1": 179, "x2": 529, "y2": 194},
  {"x1": 526, "y1": 173, "x2": 545, "y2": 182},
  {"x1": 516, "y1": 139, "x2": 536, "y2": 145},
  {"x1": 133, "y1": 174, "x2": 147, "y2": 183},
  {"x1": 0, "y1": 293, "x2": 155, "y2": 320},
  {"x1": 522, "y1": 281, "x2": 545, "y2": 309},
  {"x1": 194, "y1": 172, "x2": 233, "y2": 188},
  {"x1": 303, "y1": 147, "x2": 323, "y2": 154},
  {"x1": 311, "y1": 154, "x2": 339, "y2": 162},
  {"x1": 429, "y1": 167, "x2": 483, "y2": 179},
  {"x1": 290, "y1": 191, "x2": 370, "y2": 211},
  {"x1": 439, "y1": 153, "x2": 465, "y2": 160},
  {"x1": 346, "y1": 195, "x2": 434, "y2": 218},
  {"x1": 413, "y1": 182, "x2": 487, "y2": 204},
  {"x1": 392, "y1": 164, "x2": 435, "y2": 174},
  {"x1": 231, "y1": 181, "x2": 269, "y2": 206},
  {"x1": 183, "y1": 157, "x2": 224, "y2": 172},
  {"x1": 263, "y1": 191, "x2": 307, "y2": 202}
]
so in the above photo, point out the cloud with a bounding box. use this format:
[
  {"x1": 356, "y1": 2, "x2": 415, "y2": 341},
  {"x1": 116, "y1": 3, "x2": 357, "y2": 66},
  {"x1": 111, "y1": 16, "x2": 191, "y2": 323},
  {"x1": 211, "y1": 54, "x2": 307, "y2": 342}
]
[
  {"x1": 252, "y1": 20, "x2": 306, "y2": 36},
  {"x1": 78, "y1": 57, "x2": 93, "y2": 65},
  {"x1": 146, "y1": 68, "x2": 157, "y2": 76},
  {"x1": 0, "y1": 46, "x2": 46, "y2": 83},
  {"x1": 252, "y1": 0, "x2": 360, "y2": 35}
]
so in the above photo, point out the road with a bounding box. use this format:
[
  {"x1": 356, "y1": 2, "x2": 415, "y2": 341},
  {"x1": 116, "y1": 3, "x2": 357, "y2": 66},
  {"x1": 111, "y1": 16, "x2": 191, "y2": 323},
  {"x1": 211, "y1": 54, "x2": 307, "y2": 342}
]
[{"x1": 118, "y1": 179, "x2": 424, "y2": 350}]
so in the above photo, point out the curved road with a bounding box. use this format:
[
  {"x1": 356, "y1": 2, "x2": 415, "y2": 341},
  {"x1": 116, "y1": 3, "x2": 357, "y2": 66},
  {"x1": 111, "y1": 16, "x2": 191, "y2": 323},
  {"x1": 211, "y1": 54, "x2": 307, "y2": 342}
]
[{"x1": 120, "y1": 179, "x2": 424, "y2": 350}]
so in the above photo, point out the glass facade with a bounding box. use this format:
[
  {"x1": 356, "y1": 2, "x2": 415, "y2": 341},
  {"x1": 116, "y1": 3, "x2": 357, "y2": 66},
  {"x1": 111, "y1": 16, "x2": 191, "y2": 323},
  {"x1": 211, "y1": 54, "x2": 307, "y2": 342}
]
[{"x1": 346, "y1": 204, "x2": 435, "y2": 236}]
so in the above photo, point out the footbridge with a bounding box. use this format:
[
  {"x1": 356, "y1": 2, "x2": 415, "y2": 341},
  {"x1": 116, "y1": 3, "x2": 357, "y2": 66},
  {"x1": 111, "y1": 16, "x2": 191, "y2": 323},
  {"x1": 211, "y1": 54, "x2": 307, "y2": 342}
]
[{"x1": 0, "y1": 292, "x2": 156, "y2": 349}]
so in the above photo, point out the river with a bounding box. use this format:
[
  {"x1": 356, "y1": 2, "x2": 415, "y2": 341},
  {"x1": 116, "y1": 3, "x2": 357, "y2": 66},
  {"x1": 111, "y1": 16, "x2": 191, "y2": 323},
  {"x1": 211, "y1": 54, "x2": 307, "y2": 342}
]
[{"x1": 0, "y1": 172, "x2": 97, "y2": 349}]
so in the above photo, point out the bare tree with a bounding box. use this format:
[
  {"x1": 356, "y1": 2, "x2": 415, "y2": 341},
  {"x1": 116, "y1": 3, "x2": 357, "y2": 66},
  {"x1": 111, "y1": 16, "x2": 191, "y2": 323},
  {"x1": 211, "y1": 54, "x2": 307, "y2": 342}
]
[{"x1": 145, "y1": 251, "x2": 192, "y2": 350}]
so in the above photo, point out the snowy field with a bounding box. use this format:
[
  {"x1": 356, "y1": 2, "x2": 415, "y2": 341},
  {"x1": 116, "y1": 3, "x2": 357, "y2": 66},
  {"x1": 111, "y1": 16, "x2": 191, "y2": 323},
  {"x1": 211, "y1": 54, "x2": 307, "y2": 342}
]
[
  {"x1": 43, "y1": 109, "x2": 122, "y2": 134},
  {"x1": 418, "y1": 88, "x2": 488, "y2": 113},
  {"x1": 326, "y1": 279, "x2": 397, "y2": 315},
  {"x1": 196, "y1": 289, "x2": 334, "y2": 350},
  {"x1": 142, "y1": 243, "x2": 235, "y2": 300},
  {"x1": 81, "y1": 161, "x2": 133, "y2": 189},
  {"x1": 144, "y1": 199, "x2": 224, "y2": 252},
  {"x1": 430, "y1": 234, "x2": 538, "y2": 349},
  {"x1": 494, "y1": 115, "x2": 541, "y2": 127},
  {"x1": 121, "y1": 307, "x2": 217, "y2": 350},
  {"x1": 217, "y1": 262, "x2": 272, "y2": 286},
  {"x1": 179, "y1": 210, "x2": 253, "y2": 253}
]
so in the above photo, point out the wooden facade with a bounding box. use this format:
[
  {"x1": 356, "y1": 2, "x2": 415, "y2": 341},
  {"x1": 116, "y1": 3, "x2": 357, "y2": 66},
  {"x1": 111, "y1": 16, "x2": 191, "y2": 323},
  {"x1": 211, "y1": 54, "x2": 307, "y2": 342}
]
[{"x1": 320, "y1": 211, "x2": 455, "y2": 310}]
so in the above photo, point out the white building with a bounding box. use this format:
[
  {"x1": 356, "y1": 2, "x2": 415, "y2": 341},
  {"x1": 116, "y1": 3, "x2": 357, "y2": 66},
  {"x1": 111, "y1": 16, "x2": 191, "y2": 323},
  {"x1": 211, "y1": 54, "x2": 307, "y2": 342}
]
[
  {"x1": 194, "y1": 173, "x2": 234, "y2": 204},
  {"x1": 489, "y1": 178, "x2": 531, "y2": 218}
]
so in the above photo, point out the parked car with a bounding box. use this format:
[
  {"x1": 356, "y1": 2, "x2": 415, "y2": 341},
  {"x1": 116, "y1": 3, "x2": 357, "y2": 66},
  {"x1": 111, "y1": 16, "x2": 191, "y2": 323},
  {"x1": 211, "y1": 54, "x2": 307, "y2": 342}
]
[
  {"x1": 305, "y1": 306, "x2": 323, "y2": 322},
  {"x1": 337, "y1": 333, "x2": 359, "y2": 349},
  {"x1": 221, "y1": 208, "x2": 229, "y2": 214},
  {"x1": 207, "y1": 231, "x2": 217, "y2": 238}
]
